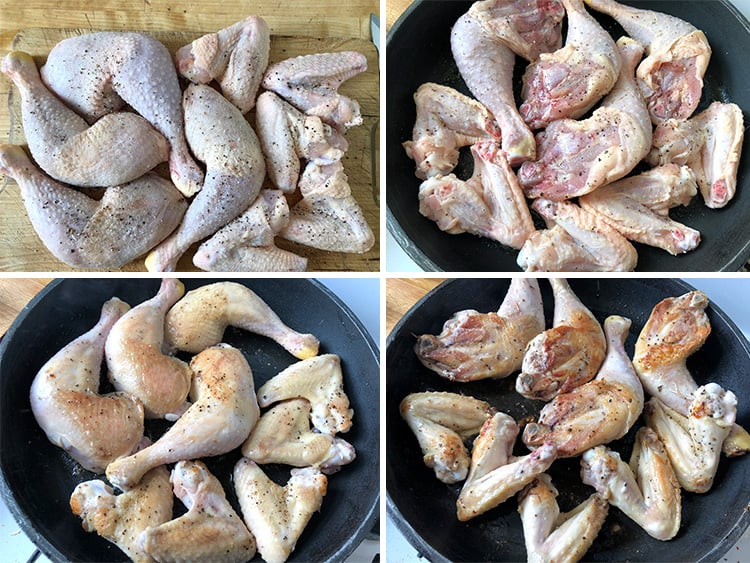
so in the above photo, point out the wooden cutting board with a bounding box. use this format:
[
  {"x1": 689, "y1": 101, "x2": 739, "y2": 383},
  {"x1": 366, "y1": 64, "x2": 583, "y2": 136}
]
[{"x1": 0, "y1": 15, "x2": 379, "y2": 271}]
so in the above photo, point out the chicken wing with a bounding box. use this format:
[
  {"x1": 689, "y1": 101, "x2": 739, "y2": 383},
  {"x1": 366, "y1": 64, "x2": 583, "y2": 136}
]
[{"x1": 415, "y1": 278, "x2": 544, "y2": 381}]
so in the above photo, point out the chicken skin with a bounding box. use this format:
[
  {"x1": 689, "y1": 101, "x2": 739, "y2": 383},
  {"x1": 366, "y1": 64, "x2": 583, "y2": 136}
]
[
  {"x1": 523, "y1": 315, "x2": 644, "y2": 457},
  {"x1": 30, "y1": 298, "x2": 144, "y2": 473},
  {"x1": 415, "y1": 278, "x2": 544, "y2": 381},
  {"x1": 105, "y1": 278, "x2": 192, "y2": 420},
  {"x1": 521, "y1": 0, "x2": 621, "y2": 129},
  {"x1": 585, "y1": 0, "x2": 711, "y2": 124},
  {"x1": 517, "y1": 278, "x2": 606, "y2": 401},
  {"x1": 417, "y1": 140, "x2": 535, "y2": 249},
  {"x1": 400, "y1": 392, "x2": 493, "y2": 484},
  {"x1": 1, "y1": 51, "x2": 168, "y2": 188},
  {"x1": 164, "y1": 281, "x2": 319, "y2": 358},
  {"x1": 40, "y1": 32, "x2": 203, "y2": 196},
  {"x1": 106, "y1": 344, "x2": 260, "y2": 490},
  {"x1": 139, "y1": 461, "x2": 256, "y2": 563},
  {"x1": 581, "y1": 427, "x2": 681, "y2": 541}
]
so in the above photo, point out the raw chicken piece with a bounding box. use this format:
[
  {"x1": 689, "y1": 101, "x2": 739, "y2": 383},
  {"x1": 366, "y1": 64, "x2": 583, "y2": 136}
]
[
  {"x1": 457, "y1": 412, "x2": 557, "y2": 521},
  {"x1": 579, "y1": 164, "x2": 700, "y2": 255},
  {"x1": 518, "y1": 474, "x2": 608, "y2": 563},
  {"x1": 523, "y1": 315, "x2": 644, "y2": 457},
  {"x1": 139, "y1": 461, "x2": 256, "y2": 563},
  {"x1": 234, "y1": 458, "x2": 326, "y2": 563},
  {"x1": 105, "y1": 278, "x2": 192, "y2": 419},
  {"x1": 1, "y1": 51, "x2": 168, "y2": 187},
  {"x1": 415, "y1": 278, "x2": 545, "y2": 381},
  {"x1": 402, "y1": 82, "x2": 500, "y2": 180},
  {"x1": 257, "y1": 354, "x2": 352, "y2": 435},
  {"x1": 0, "y1": 145, "x2": 186, "y2": 270},
  {"x1": 633, "y1": 290, "x2": 750, "y2": 457},
  {"x1": 29, "y1": 298, "x2": 143, "y2": 473},
  {"x1": 40, "y1": 32, "x2": 203, "y2": 196},
  {"x1": 581, "y1": 427, "x2": 681, "y2": 541},
  {"x1": 400, "y1": 391, "x2": 493, "y2": 484},
  {"x1": 647, "y1": 102, "x2": 744, "y2": 208},
  {"x1": 262, "y1": 51, "x2": 367, "y2": 131},
  {"x1": 242, "y1": 399, "x2": 355, "y2": 474},
  {"x1": 519, "y1": 37, "x2": 652, "y2": 200},
  {"x1": 645, "y1": 385, "x2": 736, "y2": 493},
  {"x1": 517, "y1": 278, "x2": 606, "y2": 401},
  {"x1": 517, "y1": 198, "x2": 639, "y2": 272},
  {"x1": 146, "y1": 84, "x2": 266, "y2": 272},
  {"x1": 521, "y1": 0, "x2": 621, "y2": 129},
  {"x1": 176, "y1": 16, "x2": 270, "y2": 113},
  {"x1": 106, "y1": 344, "x2": 260, "y2": 490},
  {"x1": 164, "y1": 281, "x2": 319, "y2": 358},
  {"x1": 193, "y1": 190, "x2": 308, "y2": 272},
  {"x1": 585, "y1": 0, "x2": 711, "y2": 124},
  {"x1": 417, "y1": 140, "x2": 535, "y2": 249}
]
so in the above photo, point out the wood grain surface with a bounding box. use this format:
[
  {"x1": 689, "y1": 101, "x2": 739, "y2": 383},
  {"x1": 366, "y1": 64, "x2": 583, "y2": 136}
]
[
  {"x1": 386, "y1": 277, "x2": 444, "y2": 334},
  {"x1": 0, "y1": 1, "x2": 379, "y2": 272},
  {"x1": 0, "y1": 278, "x2": 50, "y2": 336},
  {"x1": 387, "y1": 0, "x2": 413, "y2": 30}
]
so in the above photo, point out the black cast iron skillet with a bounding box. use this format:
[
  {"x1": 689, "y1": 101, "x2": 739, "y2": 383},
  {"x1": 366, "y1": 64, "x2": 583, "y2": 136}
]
[
  {"x1": 386, "y1": 1, "x2": 750, "y2": 271},
  {"x1": 0, "y1": 278, "x2": 379, "y2": 562},
  {"x1": 386, "y1": 278, "x2": 750, "y2": 561}
]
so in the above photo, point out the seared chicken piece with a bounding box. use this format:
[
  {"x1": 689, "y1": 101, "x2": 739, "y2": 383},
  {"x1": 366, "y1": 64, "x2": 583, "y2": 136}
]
[
  {"x1": 403, "y1": 82, "x2": 500, "y2": 180},
  {"x1": 579, "y1": 164, "x2": 700, "y2": 255},
  {"x1": 0, "y1": 145, "x2": 186, "y2": 270},
  {"x1": 400, "y1": 391, "x2": 493, "y2": 484},
  {"x1": 139, "y1": 460, "x2": 256, "y2": 563},
  {"x1": 521, "y1": 0, "x2": 621, "y2": 129},
  {"x1": 581, "y1": 427, "x2": 681, "y2": 541},
  {"x1": 633, "y1": 290, "x2": 750, "y2": 456},
  {"x1": 457, "y1": 412, "x2": 557, "y2": 521},
  {"x1": 106, "y1": 344, "x2": 260, "y2": 490},
  {"x1": 517, "y1": 278, "x2": 605, "y2": 401},
  {"x1": 519, "y1": 37, "x2": 651, "y2": 200},
  {"x1": 257, "y1": 354, "x2": 352, "y2": 435},
  {"x1": 1, "y1": 51, "x2": 168, "y2": 187},
  {"x1": 524, "y1": 316, "x2": 644, "y2": 457},
  {"x1": 234, "y1": 458, "x2": 326, "y2": 563},
  {"x1": 40, "y1": 32, "x2": 203, "y2": 196},
  {"x1": 647, "y1": 102, "x2": 744, "y2": 208},
  {"x1": 585, "y1": 0, "x2": 711, "y2": 124},
  {"x1": 517, "y1": 198, "x2": 639, "y2": 272},
  {"x1": 165, "y1": 281, "x2": 319, "y2": 357},
  {"x1": 242, "y1": 399, "x2": 355, "y2": 474},
  {"x1": 176, "y1": 16, "x2": 270, "y2": 113},
  {"x1": 417, "y1": 140, "x2": 535, "y2": 249},
  {"x1": 30, "y1": 298, "x2": 143, "y2": 473},
  {"x1": 518, "y1": 474, "x2": 608, "y2": 563},
  {"x1": 146, "y1": 83, "x2": 266, "y2": 272},
  {"x1": 645, "y1": 385, "x2": 736, "y2": 493},
  {"x1": 105, "y1": 278, "x2": 192, "y2": 420},
  {"x1": 262, "y1": 51, "x2": 367, "y2": 131},
  {"x1": 415, "y1": 278, "x2": 544, "y2": 381}
]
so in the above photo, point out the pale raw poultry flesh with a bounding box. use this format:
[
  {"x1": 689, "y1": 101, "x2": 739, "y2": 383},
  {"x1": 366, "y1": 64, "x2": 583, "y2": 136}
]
[
  {"x1": 0, "y1": 145, "x2": 186, "y2": 270},
  {"x1": 1, "y1": 51, "x2": 168, "y2": 187},
  {"x1": 415, "y1": 278, "x2": 544, "y2": 381},
  {"x1": 40, "y1": 31, "x2": 203, "y2": 196}
]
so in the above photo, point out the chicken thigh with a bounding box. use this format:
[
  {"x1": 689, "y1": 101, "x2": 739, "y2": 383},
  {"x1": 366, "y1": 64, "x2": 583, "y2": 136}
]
[
  {"x1": 30, "y1": 297, "x2": 143, "y2": 473},
  {"x1": 164, "y1": 281, "x2": 319, "y2": 358},
  {"x1": 105, "y1": 278, "x2": 192, "y2": 419},
  {"x1": 523, "y1": 315, "x2": 644, "y2": 457},
  {"x1": 0, "y1": 145, "x2": 186, "y2": 270},
  {"x1": 106, "y1": 344, "x2": 260, "y2": 490},
  {"x1": 517, "y1": 278, "x2": 606, "y2": 401},
  {"x1": 415, "y1": 278, "x2": 544, "y2": 381},
  {"x1": 1, "y1": 51, "x2": 168, "y2": 187},
  {"x1": 41, "y1": 32, "x2": 203, "y2": 196},
  {"x1": 176, "y1": 16, "x2": 270, "y2": 113},
  {"x1": 519, "y1": 37, "x2": 652, "y2": 200}
]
